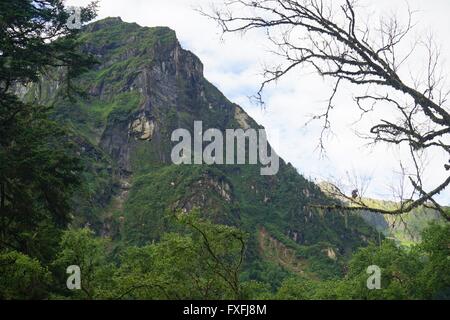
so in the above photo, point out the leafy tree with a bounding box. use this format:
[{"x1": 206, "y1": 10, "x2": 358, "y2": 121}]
[
  {"x1": 112, "y1": 213, "x2": 248, "y2": 299},
  {"x1": 341, "y1": 241, "x2": 423, "y2": 299},
  {"x1": 275, "y1": 223, "x2": 449, "y2": 300},
  {"x1": 51, "y1": 228, "x2": 115, "y2": 299},
  {"x1": 0, "y1": 106, "x2": 83, "y2": 261},
  {"x1": 0, "y1": 0, "x2": 97, "y2": 259},
  {"x1": 241, "y1": 260, "x2": 290, "y2": 293},
  {"x1": 47, "y1": 214, "x2": 248, "y2": 300},
  {"x1": 276, "y1": 276, "x2": 320, "y2": 300},
  {"x1": 416, "y1": 223, "x2": 450, "y2": 298},
  {"x1": 0, "y1": 250, "x2": 52, "y2": 299},
  {"x1": 177, "y1": 212, "x2": 247, "y2": 299}
]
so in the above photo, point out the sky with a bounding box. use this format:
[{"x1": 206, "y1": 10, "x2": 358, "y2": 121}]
[{"x1": 66, "y1": 0, "x2": 450, "y2": 204}]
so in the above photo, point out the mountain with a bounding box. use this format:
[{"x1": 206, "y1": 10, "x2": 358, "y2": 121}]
[{"x1": 23, "y1": 17, "x2": 379, "y2": 281}]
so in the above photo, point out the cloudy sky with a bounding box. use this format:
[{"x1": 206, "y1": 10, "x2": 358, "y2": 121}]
[{"x1": 67, "y1": 0, "x2": 450, "y2": 204}]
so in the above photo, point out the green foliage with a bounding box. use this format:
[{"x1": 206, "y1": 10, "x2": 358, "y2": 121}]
[
  {"x1": 0, "y1": 211, "x2": 447, "y2": 300},
  {"x1": 0, "y1": 0, "x2": 97, "y2": 86},
  {"x1": 48, "y1": 214, "x2": 247, "y2": 300},
  {"x1": 51, "y1": 228, "x2": 115, "y2": 299},
  {"x1": 0, "y1": 0, "x2": 97, "y2": 261},
  {"x1": 276, "y1": 276, "x2": 321, "y2": 300},
  {"x1": 416, "y1": 223, "x2": 450, "y2": 298},
  {"x1": 275, "y1": 223, "x2": 450, "y2": 300},
  {"x1": 0, "y1": 99, "x2": 83, "y2": 260},
  {"x1": 112, "y1": 230, "x2": 238, "y2": 299},
  {"x1": 0, "y1": 250, "x2": 52, "y2": 300},
  {"x1": 113, "y1": 212, "x2": 247, "y2": 299},
  {"x1": 52, "y1": 91, "x2": 143, "y2": 143},
  {"x1": 241, "y1": 259, "x2": 290, "y2": 293},
  {"x1": 343, "y1": 241, "x2": 423, "y2": 299},
  {"x1": 122, "y1": 165, "x2": 238, "y2": 245}
]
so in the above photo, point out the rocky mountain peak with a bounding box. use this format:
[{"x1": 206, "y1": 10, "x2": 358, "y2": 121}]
[{"x1": 23, "y1": 17, "x2": 380, "y2": 275}]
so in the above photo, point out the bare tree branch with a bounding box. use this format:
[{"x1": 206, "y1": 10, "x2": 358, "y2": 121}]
[{"x1": 201, "y1": 0, "x2": 450, "y2": 219}]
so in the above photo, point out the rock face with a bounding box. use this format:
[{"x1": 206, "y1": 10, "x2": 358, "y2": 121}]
[
  {"x1": 130, "y1": 113, "x2": 156, "y2": 140},
  {"x1": 73, "y1": 17, "x2": 245, "y2": 173},
  {"x1": 234, "y1": 106, "x2": 252, "y2": 130},
  {"x1": 29, "y1": 17, "x2": 379, "y2": 278},
  {"x1": 325, "y1": 247, "x2": 337, "y2": 261}
]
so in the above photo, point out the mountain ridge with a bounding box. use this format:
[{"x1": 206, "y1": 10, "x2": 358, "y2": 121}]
[{"x1": 23, "y1": 17, "x2": 380, "y2": 281}]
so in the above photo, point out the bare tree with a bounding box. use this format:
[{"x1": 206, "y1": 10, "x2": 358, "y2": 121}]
[{"x1": 201, "y1": 0, "x2": 450, "y2": 221}]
